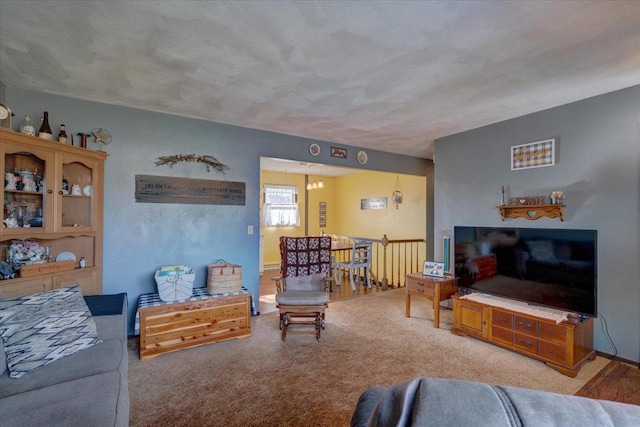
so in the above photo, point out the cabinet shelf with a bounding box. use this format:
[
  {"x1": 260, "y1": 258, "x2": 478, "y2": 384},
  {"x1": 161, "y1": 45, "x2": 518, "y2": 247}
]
[{"x1": 498, "y1": 204, "x2": 565, "y2": 221}]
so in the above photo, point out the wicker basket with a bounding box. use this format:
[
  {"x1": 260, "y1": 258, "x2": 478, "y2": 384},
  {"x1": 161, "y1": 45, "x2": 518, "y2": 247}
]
[{"x1": 207, "y1": 260, "x2": 242, "y2": 294}]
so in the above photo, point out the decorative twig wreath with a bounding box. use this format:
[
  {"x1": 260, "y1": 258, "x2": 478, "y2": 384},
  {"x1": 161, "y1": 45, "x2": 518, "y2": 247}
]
[{"x1": 155, "y1": 154, "x2": 230, "y2": 174}]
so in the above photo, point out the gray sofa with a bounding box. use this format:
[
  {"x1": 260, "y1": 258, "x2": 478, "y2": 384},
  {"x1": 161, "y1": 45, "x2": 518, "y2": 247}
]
[
  {"x1": 352, "y1": 376, "x2": 640, "y2": 426},
  {"x1": 0, "y1": 294, "x2": 129, "y2": 427}
]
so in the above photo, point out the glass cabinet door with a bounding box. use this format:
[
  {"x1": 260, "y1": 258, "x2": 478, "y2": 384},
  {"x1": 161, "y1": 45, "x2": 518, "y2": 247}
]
[
  {"x1": 2, "y1": 143, "x2": 54, "y2": 235},
  {"x1": 57, "y1": 153, "x2": 98, "y2": 232}
]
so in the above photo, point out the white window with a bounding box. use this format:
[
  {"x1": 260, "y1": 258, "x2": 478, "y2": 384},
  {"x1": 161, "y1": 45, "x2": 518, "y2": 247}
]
[{"x1": 262, "y1": 184, "x2": 300, "y2": 227}]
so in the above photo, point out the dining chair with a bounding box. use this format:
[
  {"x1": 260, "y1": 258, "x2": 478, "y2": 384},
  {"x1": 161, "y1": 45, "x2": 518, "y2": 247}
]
[{"x1": 336, "y1": 240, "x2": 373, "y2": 291}]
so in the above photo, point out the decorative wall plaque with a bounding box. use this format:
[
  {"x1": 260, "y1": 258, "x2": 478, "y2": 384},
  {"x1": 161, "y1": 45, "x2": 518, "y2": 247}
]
[
  {"x1": 361, "y1": 197, "x2": 387, "y2": 210},
  {"x1": 135, "y1": 175, "x2": 245, "y2": 205},
  {"x1": 511, "y1": 138, "x2": 555, "y2": 170}
]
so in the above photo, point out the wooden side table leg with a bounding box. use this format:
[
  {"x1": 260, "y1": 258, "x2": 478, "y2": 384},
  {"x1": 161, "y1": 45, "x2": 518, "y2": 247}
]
[
  {"x1": 405, "y1": 293, "x2": 411, "y2": 317},
  {"x1": 433, "y1": 285, "x2": 441, "y2": 328}
]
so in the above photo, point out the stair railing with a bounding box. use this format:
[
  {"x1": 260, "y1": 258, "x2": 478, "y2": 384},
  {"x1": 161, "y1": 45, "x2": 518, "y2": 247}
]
[{"x1": 329, "y1": 234, "x2": 426, "y2": 289}]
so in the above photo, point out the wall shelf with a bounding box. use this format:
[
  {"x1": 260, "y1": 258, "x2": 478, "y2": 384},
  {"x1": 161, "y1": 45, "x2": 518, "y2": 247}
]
[{"x1": 497, "y1": 204, "x2": 565, "y2": 221}]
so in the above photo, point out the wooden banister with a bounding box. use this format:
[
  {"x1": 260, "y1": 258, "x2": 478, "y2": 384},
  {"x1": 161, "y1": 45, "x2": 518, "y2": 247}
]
[{"x1": 330, "y1": 234, "x2": 426, "y2": 290}]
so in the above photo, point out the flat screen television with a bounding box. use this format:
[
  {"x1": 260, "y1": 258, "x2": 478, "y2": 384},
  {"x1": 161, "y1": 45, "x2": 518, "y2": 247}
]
[{"x1": 454, "y1": 226, "x2": 597, "y2": 318}]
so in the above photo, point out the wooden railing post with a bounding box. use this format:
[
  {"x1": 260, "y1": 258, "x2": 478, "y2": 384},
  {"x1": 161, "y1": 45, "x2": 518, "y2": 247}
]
[{"x1": 381, "y1": 234, "x2": 389, "y2": 290}]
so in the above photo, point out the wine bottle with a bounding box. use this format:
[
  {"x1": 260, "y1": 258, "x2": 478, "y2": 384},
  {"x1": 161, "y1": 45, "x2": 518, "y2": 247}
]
[
  {"x1": 38, "y1": 111, "x2": 53, "y2": 140},
  {"x1": 58, "y1": 124, "x2": 68, "y2": 144}
]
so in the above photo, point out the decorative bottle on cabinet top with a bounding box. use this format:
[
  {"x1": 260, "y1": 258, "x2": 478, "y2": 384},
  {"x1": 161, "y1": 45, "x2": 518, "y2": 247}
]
[
  {"x1": 20, "y1": 115, "x2": 36, "y2": 136},
  {"x1": 58, "y1": 124, "x2": 68, "y2": 144},
  {"x1": 38, "y1": 111, "x2": 53, "y2": 140}
]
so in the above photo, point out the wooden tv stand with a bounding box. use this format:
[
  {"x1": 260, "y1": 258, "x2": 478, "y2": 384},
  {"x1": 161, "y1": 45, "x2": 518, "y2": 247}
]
[{"x1": 451, "y1": 294, "x2": 596, "y2": 377}]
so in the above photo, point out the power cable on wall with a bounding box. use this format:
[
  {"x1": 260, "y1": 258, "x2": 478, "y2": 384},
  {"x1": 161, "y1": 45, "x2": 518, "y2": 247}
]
[{"x1": 597, "y1": 311, "x2": 618, "y2": 359}]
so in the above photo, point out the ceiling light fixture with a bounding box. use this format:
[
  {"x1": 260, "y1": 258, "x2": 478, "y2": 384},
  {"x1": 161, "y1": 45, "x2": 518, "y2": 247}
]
[{"x1": 306, "y1": 164, "x2": 324, "y2": 191}]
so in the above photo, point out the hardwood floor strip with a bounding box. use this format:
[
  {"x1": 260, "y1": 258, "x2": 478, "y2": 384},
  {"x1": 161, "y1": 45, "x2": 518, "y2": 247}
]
[{"x1": 575, "y1": 361, "x2": 640, "y2": 405}]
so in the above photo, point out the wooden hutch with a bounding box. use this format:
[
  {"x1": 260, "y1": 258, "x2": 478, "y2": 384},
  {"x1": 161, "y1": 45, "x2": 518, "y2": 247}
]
[{"x1": 1, "y1": 129, "x2": 107, "y2": 298}]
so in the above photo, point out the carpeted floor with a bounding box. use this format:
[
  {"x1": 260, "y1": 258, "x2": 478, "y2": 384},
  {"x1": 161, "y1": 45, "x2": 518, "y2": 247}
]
[{"x1": 128, "y1": 288, "x2": 609, "y2": 427}]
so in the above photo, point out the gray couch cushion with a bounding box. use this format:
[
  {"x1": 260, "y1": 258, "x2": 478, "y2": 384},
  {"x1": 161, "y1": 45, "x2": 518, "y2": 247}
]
[
  {"x1": 284, "y1": 272, "x2": 326, "y2": 291},
  {"x1": 0, "y1": 293, "x2": 129, "y2": 427},
  {"x1": 0, "y1": 286, "x2": 101, "y2": 378},
  {"x1": 276, "y1": 290, "x2": 329, "y2": 306},
  {"x1": 0, "y1": 371, "x2": 126, "y2": 427},
  {"x1": 0, "y1": 337, "x2": 123, "y2": 398}
]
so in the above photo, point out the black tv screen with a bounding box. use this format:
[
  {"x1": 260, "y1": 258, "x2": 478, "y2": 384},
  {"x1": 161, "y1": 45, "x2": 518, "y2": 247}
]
[{"x1": 454, "y1": 226, "x2": 597, "y2": 317}]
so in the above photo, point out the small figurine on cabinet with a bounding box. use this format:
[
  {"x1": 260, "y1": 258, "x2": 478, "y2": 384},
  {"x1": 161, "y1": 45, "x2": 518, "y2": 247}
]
[
  {"x1": 3, "y1": 217, "x2": 19, "y2": 228},
  {"x1": 5, "y1": 172, "x2": 17, "y2": 190}
]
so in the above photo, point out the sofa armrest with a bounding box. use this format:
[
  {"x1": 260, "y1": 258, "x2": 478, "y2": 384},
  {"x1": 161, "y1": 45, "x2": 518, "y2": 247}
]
[{"x1": 351, "y1": 377, "x2": 640, "y2": 427}]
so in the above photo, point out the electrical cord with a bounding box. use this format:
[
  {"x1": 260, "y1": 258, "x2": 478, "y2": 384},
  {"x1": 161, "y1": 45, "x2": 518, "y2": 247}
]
[{"x1": 597, "y1": 311, "x2": 618, "y2": 359}]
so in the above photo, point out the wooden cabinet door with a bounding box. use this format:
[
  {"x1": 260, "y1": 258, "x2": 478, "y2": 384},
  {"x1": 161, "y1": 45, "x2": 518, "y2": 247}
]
[
  {"x1": 53, "y1": 270, "x2": 94, "y2": 295},
  {"x1": 454, "y1": 298, "x2": 488, "y2": 339},
  {"x1": 0, "y1": 277, "x2": 53, "y2": 298},
  {"x1": 55, "y1": 152, "x2": 100, "y2": 233},
  {"x1": 1, "y1": 141, "x2": 56, "y2": 235}
]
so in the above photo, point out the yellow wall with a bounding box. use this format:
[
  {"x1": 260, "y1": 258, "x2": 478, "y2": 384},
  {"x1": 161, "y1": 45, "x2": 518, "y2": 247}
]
[
  {"x1": 334, "y1": 171, "x2": 426, "y2": 240},
  {"x1": 260, "y1": 169, "x2": 427, "y2": 268}
]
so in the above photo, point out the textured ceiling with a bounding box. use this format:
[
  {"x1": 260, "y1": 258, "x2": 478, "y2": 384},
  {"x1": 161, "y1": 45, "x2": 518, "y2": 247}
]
[{"x1": 1, "y1": 1, "x2": 639, "y2": 159}]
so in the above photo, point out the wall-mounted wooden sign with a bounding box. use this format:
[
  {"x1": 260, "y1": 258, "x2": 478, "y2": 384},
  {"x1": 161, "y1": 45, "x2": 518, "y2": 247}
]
[
  {"x1": 135, "y1": 175, "x2": 246, "y2": 205},
  {"x1": 361, "y1": 197, "x2": 387, "y2": 210}
]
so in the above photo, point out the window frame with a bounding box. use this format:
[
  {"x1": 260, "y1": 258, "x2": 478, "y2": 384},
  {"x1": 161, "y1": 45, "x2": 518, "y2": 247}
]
[{"x1": 262, "y1": 184, "x2": 300, "y2": 227}]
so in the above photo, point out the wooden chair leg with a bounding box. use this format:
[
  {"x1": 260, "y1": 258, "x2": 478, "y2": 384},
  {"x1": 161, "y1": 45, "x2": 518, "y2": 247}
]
[
  {"x1": 316, "y1": 312, "x2": 322, "y2": 341},
  {"x1": 281, "y1": 313, "x2": 290, "y2": 341}
]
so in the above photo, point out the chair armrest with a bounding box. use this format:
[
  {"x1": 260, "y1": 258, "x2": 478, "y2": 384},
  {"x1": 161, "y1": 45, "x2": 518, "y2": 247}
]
[
  {"x1": 323, "y1": 276, "x2": 333, "y2": 292},
  {"x1": 272, "y1": 276, "x2": 284, "y2": 293}
]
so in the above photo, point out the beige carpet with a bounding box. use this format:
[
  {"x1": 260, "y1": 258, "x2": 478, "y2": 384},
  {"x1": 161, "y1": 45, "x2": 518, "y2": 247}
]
[{"x1": 128, "y1": 288, "x2": 609, "y2": 427}]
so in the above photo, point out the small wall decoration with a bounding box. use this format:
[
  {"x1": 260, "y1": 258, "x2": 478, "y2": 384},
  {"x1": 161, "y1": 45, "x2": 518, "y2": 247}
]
[
  {"x1": 91, "y1": 128, "x2": 112, "y2": 150},
  {"x1": 357, "y1": 150, "x2": 368, "y2": 164},
  {"x1": 319, "y1": 202, "x2": 327, "y2": 227},
  {"x1": 511, "y1": 138, "x2": 555, "y2": 170},
  {"x1": 509, "y1": 196, "x2": 546, "y2": 205},
  {"x1": 330, "y1": 147, "x2": 347, "y2": 159},
  {"x1": 361, "y1": 197, "x2": 387, "y2": 210},
  {"x1": 155, "y1": 154, "x2": 230, "y2": 174},
  {"x1": 309, "y1": 143, "x2": 320, "y2": 156},
  {"x1": 135, "y1": 175, "x2": 245, "y2": 205}
]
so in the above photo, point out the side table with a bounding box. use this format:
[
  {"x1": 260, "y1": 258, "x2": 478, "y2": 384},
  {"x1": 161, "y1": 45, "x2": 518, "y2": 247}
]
[{"x1": 405, "y1": 273, "x2": 457, "y2": 328}]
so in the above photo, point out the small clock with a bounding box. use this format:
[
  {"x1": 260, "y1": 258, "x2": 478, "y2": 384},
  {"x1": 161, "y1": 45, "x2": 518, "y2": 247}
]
[
  {"x1": 0, "y1": 102, "x2": 13, "y2": 129},
  {"x1": 309, "y1": 143, "x2": 320, "y2": 156},
  {"x1": 357, "y1": 150, "x2": 368, "y2": 165}
]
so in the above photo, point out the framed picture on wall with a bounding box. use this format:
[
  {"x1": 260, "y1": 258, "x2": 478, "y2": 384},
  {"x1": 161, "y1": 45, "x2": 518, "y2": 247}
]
[
  {"x1": 319, "y1": 202, "x2": 327, "y2": 208},
  {"x1": 330, "y1": 147, "x2": 347, "y2": 159},
  {"x1": 319, "y1": 215, "x2": 326, "y2": 222},
  {"x1": 511, "y1": 138, "x2": 555, "y2": 170}
]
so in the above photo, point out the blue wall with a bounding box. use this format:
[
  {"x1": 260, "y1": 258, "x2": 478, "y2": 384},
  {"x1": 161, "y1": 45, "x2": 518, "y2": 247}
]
[
  {"x1": 434, "y1": 85, "x2": 640, "y2": 363},
  {"x1": 4, "y1": 88, "x2": 430, "y2": 334}
]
